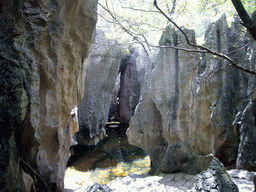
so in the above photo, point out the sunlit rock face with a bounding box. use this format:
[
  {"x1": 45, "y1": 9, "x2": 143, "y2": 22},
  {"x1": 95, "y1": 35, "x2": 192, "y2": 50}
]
[
  {"x1": 200, "y1": 14, "x2": 256, "y2": 171},
  {"x1": 77, "y1": 29, "x2": 123, "y2": 146},
  {"x1": 127, "y1": 14, "x2": 256, "y2": 174},
  {"x1": 128, "y1": 26, "x2": 201, "y2": 175},
  {"x1": 0, "y1": 0, "x2": 97, "y2": 191},
  {"x1": 192, "y1": 14, "x2": 243, "y2": 165}
]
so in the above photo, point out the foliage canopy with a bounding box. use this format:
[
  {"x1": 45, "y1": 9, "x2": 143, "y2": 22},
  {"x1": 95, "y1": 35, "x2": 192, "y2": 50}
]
[{"x1": 97, "y1": 0, "x2": 255, "y2": 47}]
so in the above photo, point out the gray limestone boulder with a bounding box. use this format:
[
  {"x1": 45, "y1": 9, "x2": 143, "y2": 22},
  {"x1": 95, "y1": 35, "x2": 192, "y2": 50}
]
[
  {"x1": 86, "y1": 183, "x2": 112, "y2": 192},
  {"x1": 194, "y1": 157, "x2": 239, "y2": 192}
]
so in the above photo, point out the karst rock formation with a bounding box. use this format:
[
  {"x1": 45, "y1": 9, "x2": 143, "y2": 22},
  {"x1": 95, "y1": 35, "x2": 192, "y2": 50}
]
[
  {"x1": 127, "y1": 14, "x2": 256, "y2": 175},
  {"x1": 77, "y1": 29, "x2": 123, "y2": 146},
  {"x1": 1, "y1": 0, "x2": 256, "y2": 191},
  {"x1": 0, "y1": 0, "x2": 98, "y2": 191}
]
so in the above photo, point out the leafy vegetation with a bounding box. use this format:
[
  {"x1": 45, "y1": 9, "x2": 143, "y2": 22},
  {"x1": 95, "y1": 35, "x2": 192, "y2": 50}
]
[
  {"x1": 96, "y1": 0, "x2": 256, "y2": 75},
  {"x1": 97, "y1": 0, "x2": 255, "y2": 47}
]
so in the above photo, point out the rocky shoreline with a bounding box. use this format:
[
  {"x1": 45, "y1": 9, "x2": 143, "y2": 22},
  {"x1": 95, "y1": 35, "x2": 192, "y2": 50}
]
[{"x1": 65, "y1": 168, "x2": 255, "y2": 192}]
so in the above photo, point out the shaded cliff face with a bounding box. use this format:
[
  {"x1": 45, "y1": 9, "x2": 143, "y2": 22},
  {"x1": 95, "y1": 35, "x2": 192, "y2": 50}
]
[
  {"x1": 119, "y1": 53, "x2": 140, "y2": 126},
  {"x1": 127, "y1": 15, "x2": 256, "y2": 175},
  {"x1": 236, "y1": 40, "x2": 256, "y2": 171},
  {"x1": 77, "y1": 29, "x2": 123, "y2": 146},
  {"x1": 0, "y1": 0, "x2": 97, "y2": 191}
]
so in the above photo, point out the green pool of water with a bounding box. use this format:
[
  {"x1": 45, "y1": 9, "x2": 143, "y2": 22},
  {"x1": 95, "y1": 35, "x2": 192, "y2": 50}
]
[
  {"x1": 65, "y1": 155, "x2": 150, "y2": 189},
  {"x1": 65, "y1": 133, "x2": 150, "y2": 189}
]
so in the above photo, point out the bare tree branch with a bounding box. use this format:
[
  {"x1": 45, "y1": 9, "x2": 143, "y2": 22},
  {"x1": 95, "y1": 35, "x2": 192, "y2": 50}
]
[
  {"x1": 199, "y1": 0, "x2": 228, "y2": 14},
  {"x1": 98, "y1": 2, "x2": 205, "y2": 55},
  {"x1": 153, "y1": 0, "x2": 256, "y2": 75},
  {"x1": 169, "y1": 0, "x2": 177, "y2": 15},
  {"x1": 121, "y1": 7, "x2": 160, "y2": 13},
  {"x1": 97, "y1": 0, "x2": 256, "y2": 75},
  {"x1": 98, "y1": 2, "x2": 150, "y2": 56},
  {"x1": 95, "y1": 9, "x2": 119, "y2": 25}
]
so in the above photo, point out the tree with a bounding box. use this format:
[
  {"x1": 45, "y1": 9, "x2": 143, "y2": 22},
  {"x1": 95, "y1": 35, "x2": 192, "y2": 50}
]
[
  {"x1": 231, "y1": 0, "x2": 256, "y2": 40},
  {"x1": 97, "y1": 0, "x2": 256, "y2": 75}
]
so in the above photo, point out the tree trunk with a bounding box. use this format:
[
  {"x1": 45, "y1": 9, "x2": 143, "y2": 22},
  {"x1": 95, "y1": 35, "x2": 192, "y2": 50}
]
[{"x1": 231, "y1": 0, "x2": 256, "y2": 41}]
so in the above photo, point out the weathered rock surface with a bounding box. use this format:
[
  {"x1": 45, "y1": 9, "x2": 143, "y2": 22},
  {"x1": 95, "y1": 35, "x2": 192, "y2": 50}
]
[
  {"x1": 0, "y1": 0, "x2": 97, "y2": 191},
  {"x1": 197, "y1": 14, "x2": 246, "y2": 165},
  {"x1": 119, "y1": 52, "x2": 140, "y2": 125},
  {"x1": 65, "y1": 168, "x2": 255, "y2": 192},
  {"x1": 236, "y1": 36, "x2": 256, "y2": 170},
  {"x1": 127, "y1": 14, "x2": 256, "y2": 175},
  {"x1": 107, "y1": 173, "x2": 196, "y2": 192},
  {"x1": 127, "y1": 25, "x2": 201, "y2": 175},
  {"x1": 236, "y1": 100, "x2": 256, "y2": 171},
  {"x1": 77, "y1": 30, "x2": 123, "y2": 146},
  {"x1": 227, "y1": 169, "x2": 256, "y2": 192},
  {"x1": 86, "y1": 183, "x2": 112, "y2": 192},
  {"x1": 194, "y1": 157, "x2": 239, "y2": 192},
  {"x1": 107, "y1": 47, "x2": 148, "y2": 127}
]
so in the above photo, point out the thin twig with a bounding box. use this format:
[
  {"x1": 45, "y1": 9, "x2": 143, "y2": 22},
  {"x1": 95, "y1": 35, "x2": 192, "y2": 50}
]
[
  {"x1": 148, "y1": 44, "x2": 209, "y2": 53},
  {"x1": 121, "y1": 7, "x2": 160, "y2": 13},
  {"x1": 98, "y1": 2, "x2": 150, "y2": 56},
  {"x1": 98, "y1": 1, "x2": 207, "y2": 55},
  {"x1": 99, "y1": 3, "x2": 213, "y2": 54},
  {"x1": 97, "y1": 0, "x2": 256, "y2": 75},
  {"x1": 153, "y1": 0, "x2": 256, "y2": 75},
  {"x1": 228, "y1": 43, "x2": 249, "y2": 54}
]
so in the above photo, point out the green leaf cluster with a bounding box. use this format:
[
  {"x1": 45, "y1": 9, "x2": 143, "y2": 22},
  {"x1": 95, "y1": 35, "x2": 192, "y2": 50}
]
[{"x1": 97, "y1": 0, "x2": 256, "y2": 47}]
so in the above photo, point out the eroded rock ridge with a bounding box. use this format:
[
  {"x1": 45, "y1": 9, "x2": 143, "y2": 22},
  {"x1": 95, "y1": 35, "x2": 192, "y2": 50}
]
[
  {"x1": 127, "y1": 14, "x2": 256, "y2": 175},
  {"x1": 0, "y1": 0, "x2": 97, "y2": 191}
]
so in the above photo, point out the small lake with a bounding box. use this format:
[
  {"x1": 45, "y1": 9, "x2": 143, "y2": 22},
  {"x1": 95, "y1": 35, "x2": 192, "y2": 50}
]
[{"x1": 64, "y1": 130, "x2": 150, "y2": 191}]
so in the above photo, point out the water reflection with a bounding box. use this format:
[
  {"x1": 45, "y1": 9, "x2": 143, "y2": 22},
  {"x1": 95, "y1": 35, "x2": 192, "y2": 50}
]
[
  {"x1": 91, "y1": 156, "x2": 150, "y2": 184},
  {"x1": 64, "y1": 130, "x2": 150, "y2": 190}
]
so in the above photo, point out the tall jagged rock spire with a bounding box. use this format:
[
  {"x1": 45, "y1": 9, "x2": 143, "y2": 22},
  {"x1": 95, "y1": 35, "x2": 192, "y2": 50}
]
[{"x1": 0, "y1": 0, "x2": 98, "y2": 191}]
